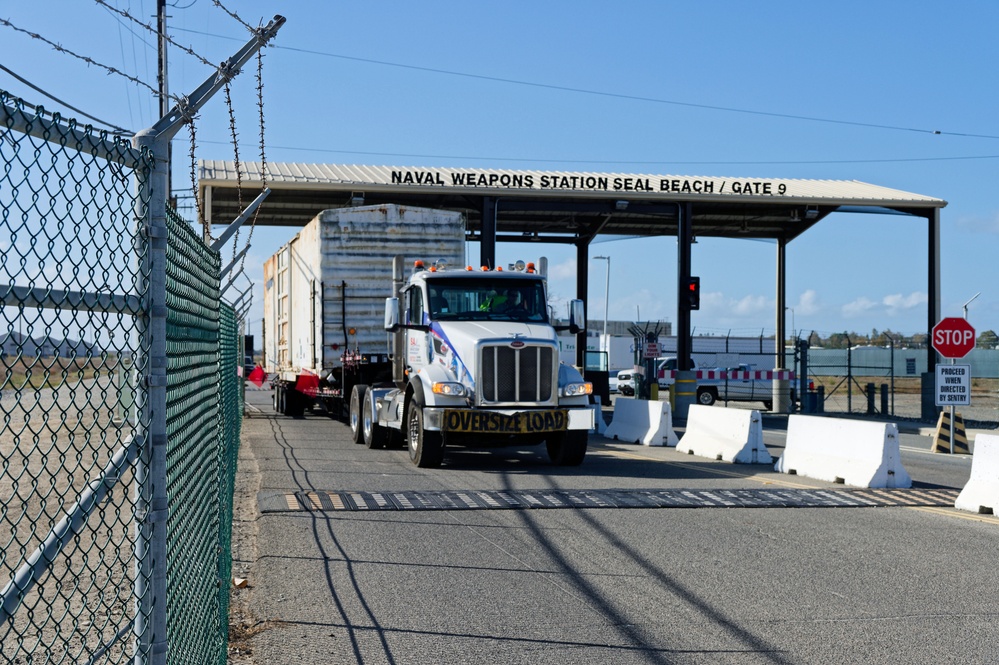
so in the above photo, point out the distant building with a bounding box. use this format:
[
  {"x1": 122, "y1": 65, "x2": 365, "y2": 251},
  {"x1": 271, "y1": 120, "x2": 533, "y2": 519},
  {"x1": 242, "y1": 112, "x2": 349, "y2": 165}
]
[{"x1": 0, "y1": 332, "x2": 102, "y2": 358}]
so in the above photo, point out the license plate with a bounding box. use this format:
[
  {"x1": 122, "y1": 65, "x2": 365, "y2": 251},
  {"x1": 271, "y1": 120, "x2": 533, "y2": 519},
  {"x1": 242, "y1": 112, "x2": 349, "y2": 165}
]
[{"x1": 441, "y1": 409, "x2": 569, "y2": 434}]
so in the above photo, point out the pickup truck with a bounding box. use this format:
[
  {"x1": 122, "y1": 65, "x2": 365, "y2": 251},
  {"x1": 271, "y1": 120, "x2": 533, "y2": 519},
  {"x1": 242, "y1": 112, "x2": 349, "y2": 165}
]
[
  {"x1": 696, "y1": 364, "x2": 779, "y2": 409},
  {"x1": 658, "y1": 360, "x2": 794, "y2": 410},
  {"x1": 656, "y1": 357, "x2": 694, "y2": 391}
]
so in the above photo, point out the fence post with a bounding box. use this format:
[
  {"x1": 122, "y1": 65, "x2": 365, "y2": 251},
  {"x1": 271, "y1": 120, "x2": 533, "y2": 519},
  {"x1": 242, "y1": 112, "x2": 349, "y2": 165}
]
[{"x1": 132, "y1": 128, "x2": 169, "y2": 665}]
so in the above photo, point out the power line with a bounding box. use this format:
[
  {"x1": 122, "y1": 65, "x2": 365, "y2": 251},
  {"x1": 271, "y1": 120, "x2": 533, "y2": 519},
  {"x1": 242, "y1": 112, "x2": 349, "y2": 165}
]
[
  {"x1": 188, "y1": 138, "x2": 999, "y2": 167},
  {"x1": 170, "y1": 25, "x2": 999, "y2": 142},
  {"x1": 0, "y1": 17, "x2": 161, "y2": 98},
  {"x1": 0, "y1": 64, "x2": 131, "y2": 134}
]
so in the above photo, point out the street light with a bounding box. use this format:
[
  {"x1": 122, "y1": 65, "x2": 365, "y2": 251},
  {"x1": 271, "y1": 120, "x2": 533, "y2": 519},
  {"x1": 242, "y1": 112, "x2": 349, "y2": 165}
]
[
  {"x1": 963, "y1": 292, "x2": 981, "y2": 320},
  {"x1": 593, "y1": 255, "x2": 610, "y2": 337}
]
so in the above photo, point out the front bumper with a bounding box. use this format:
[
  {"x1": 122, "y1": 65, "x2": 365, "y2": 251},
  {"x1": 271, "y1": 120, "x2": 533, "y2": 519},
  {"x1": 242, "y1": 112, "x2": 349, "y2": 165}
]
[{"x1": 423, "y1": 407, "x2": 594, "y2": 433}]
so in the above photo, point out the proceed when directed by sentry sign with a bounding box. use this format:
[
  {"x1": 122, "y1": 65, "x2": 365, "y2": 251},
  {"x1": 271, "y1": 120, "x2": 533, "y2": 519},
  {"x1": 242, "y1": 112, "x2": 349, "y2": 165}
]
[{"x1": 936, "y1": 364, "x2": 971, "y2": 406}]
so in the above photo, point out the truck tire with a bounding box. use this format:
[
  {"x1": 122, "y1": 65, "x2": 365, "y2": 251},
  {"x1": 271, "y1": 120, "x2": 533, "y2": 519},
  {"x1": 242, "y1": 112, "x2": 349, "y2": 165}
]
[
  {"x1": 362, "y1": 393, "x2": 389, "y2": 449},
  {"x1": 697, "y1": 388, "x2": 717, "y2": 406},
  {"x1": 406, "y1": 400, "x2": 443, "y2": 468},
  {"x1": 546, "y1": 430, "x2": 587, "y2": 466},
  {"x1": 349, "y1": 385, "x2": 368, "y2": 444},
  {"x1": 286, "y1": 388, "x2": 305, "y2": 418}
]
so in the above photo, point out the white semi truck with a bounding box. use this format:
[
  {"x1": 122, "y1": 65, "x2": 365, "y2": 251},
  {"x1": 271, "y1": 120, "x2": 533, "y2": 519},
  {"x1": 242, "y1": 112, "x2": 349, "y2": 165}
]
[{"x1": 264, "y1": 204, "x2": 594, "y2": 468}]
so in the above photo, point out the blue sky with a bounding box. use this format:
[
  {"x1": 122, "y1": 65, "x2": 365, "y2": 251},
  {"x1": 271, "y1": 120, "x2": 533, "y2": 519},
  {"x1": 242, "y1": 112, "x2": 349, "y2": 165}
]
[{"x1": 3, "y1": 1, "x2": 998, "y2": 342}]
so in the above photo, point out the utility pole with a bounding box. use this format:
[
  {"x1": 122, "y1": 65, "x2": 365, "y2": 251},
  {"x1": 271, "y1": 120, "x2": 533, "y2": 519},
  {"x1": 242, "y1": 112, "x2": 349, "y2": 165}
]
[
  {"x1": 157, "y1": 0, "x2": 172, "y2": 203},
  {"x1": 593, "y1": 255, "x2": 610, "y2": 336}
]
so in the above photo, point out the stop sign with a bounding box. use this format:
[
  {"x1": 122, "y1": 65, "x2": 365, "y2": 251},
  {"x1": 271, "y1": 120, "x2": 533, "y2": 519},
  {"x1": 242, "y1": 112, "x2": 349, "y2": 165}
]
[{"x1": 932, "y1": 317, "x2": 976, "y2": 358}]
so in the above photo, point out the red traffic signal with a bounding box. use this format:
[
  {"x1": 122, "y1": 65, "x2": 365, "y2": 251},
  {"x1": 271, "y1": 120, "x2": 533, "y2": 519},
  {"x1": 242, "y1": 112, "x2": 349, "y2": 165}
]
[{"x1": 685, "y1": 276, "x2": 700, "y2": 310}]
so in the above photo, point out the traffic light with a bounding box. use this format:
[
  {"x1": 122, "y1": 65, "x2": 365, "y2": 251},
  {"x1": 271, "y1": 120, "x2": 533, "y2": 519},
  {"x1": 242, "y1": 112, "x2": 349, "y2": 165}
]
[{"x1": 685, "y1": 276, "x2": 700, "y2": 310}]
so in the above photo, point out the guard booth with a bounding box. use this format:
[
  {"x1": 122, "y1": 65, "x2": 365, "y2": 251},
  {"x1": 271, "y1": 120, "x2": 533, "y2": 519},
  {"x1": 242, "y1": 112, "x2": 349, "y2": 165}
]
[{"x1": 585, "y1": 349, "x2": 610, "y2": 405}]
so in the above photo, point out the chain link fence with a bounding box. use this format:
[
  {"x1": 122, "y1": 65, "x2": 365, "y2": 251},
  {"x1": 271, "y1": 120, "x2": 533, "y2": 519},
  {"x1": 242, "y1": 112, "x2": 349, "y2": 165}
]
[{"x1": 1, "y1": 91, "x2": 242, "y2": 663}]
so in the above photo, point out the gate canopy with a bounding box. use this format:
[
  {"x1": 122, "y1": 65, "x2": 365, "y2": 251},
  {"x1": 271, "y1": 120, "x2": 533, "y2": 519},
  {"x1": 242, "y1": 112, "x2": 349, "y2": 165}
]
[
  {"x1": 198, "y1": 161, "x2": 945, "y2": 242},
  {"x1": 198, "y1": 160, "x2": 948, "y2": 418}
]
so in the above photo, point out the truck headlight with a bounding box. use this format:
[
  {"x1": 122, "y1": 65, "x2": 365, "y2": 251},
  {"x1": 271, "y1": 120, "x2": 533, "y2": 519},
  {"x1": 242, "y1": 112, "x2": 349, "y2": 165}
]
[
  {"x1": 561, "y1": 382, "x2": 593, "y2": 397},
  {"x1": 432, "y1": 382, "x2": 467, "y2": 397}
]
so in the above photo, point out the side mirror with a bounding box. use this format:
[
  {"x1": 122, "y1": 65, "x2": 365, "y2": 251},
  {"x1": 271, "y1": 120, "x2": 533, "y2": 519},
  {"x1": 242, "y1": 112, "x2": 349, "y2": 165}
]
[
  {"x1": 384, "y1": 297, "x2": 400, "y2": 332},
  {"x1": 568, "y1": 299, "x2": 585, "y2": 335}
]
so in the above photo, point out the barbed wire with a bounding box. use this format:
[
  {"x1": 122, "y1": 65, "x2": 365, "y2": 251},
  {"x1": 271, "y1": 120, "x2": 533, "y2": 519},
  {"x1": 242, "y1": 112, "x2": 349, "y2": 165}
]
[
  {"x1": 234, "y1": 48, "x2": 267, "y2": 282},
  {"x1": 224, "y1": 80, "x2": 244, "y2": 255},
  {"x1": 0, "y1": 17, "x2": 161, "y2": 99},
  {"x1": 93, "y1": 0, "x2": 216, "y2": 70},
  {"x1": 188, "y1": 118, "x2": 204, "y2": 232},
  {"x1": 0, "y1": 64, "x2": 131, "y2": 134},
  {"x1": 211, "y1": 0, "x2": 257, "y2": 33}
]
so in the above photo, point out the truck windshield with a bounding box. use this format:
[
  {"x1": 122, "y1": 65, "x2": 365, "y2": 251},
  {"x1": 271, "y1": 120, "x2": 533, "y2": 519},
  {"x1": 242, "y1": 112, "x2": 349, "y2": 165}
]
[{"x1": 427, "y1": 278, "x2": 549, "y2": 323}]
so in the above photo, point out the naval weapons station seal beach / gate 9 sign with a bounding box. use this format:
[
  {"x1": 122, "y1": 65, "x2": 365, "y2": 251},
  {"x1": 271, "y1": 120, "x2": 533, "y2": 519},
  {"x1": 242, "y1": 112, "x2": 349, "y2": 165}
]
[{"x1": 391, "y1": 170, "x2": 791, "y2": 196}]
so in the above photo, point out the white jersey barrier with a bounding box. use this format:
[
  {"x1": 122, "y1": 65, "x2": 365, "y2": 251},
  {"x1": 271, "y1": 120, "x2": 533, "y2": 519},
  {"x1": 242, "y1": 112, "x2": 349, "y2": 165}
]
[
  {"x1": 774, "y1": 415, "x2": 912, "y2": 488},
  {"x1": 589, "y1": 396, "x2": 608, "y2": 435},
  {"x1": 955, "y1": 433, "x2": 999, "y2": 514},
  {"x1": 604, "y1": 398, "x2": 679, "y2": 447},
  {"x1": 677, "y1": 405, "x2": 772, "y2": 464}
]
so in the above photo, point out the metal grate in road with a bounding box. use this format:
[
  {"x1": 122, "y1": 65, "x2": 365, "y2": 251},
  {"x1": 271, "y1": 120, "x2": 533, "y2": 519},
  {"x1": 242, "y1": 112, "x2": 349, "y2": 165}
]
[{"x1": 262, "y1": 487, "x2": 961, "y2": 513}]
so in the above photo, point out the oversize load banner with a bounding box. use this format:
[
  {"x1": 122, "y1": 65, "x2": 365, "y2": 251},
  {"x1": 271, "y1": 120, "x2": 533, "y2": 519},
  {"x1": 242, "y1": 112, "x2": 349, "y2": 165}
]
[
  {"x1": 391, "y1": 170, "x2": 790, "y2": 196},
  {"x1": 441, "y1": 409, "x2": 569, "y2": 434}
]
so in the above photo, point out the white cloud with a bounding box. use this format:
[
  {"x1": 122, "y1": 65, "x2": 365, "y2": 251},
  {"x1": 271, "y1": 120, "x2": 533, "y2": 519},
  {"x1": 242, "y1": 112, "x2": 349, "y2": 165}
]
[
  {"x1": 796, "y1": 289, "x2": 821, "y2": 316},
  {"x1": 548, "y1": 258, "x2": 577, "y2": 280},
  {"x1": 842, "y1": 297, "x2": 878, "y2": 318},
  {"x1": 956, "y1": 212, "x2": 999, "y2": 235},
  {"x1": 883, "y1": 291, "x2": 927, "y2": 313},
  {"x1": 733, "y1": 294, "x2": 769, "y2": 316}
]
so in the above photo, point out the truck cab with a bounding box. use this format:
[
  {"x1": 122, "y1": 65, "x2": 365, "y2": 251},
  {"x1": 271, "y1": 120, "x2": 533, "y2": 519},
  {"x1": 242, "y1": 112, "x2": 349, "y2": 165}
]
[{"x1": 356, "y1": 259, "x2": 595, "y2": 468}]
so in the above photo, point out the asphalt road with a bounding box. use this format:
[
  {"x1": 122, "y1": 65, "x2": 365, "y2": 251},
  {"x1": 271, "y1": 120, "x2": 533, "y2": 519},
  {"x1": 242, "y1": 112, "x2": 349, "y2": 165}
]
[{"x1": 229, "y1": 389, "x2": 997, "y2": 664}]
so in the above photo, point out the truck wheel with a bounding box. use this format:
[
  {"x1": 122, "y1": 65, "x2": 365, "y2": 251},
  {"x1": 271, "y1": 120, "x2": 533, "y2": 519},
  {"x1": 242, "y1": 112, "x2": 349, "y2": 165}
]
[
  {"x1": 546, "y1": 430, "x2": 587, "y2": 466},
  {"x1": 287, "y1": 389, "x2": 305, "y2": 418},
  {"x1": 349, "y1": 385, "x2": 368, "y2": 444},
  {"x1": 362, "y1": 393, "x2": 388, "y2": 449},
  {"x1": 407, "y1": 401, "x2": 443, "y2": 468},
  {"x1": 697, "y1": 388, "x2": 716, "y2": 406}
]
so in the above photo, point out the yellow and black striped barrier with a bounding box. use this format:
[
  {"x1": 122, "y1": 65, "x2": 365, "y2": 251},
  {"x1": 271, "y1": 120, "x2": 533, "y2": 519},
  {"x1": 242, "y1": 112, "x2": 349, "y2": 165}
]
[{"x1": 931, "y1": 411, "x2": 970, "y2": 454}]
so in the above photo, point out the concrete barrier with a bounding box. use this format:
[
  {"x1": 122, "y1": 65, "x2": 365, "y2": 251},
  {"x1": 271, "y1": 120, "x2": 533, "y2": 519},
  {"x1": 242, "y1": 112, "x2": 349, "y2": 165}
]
[
  {"x1": 677, "y1": 405, "x2": 772, "y2": 464},
  {"x1": 604, "y1": 398, "x2": 678, "y2": 447},
  {"x1": 955, "y1": 433, "x2": 999, "y2": 514},
  {"x1": 774, "y1": 415, "x2": 912, "y2": 488},
  {"x1": 589, "y1": 396, "x2": 608, "y2": 435}
]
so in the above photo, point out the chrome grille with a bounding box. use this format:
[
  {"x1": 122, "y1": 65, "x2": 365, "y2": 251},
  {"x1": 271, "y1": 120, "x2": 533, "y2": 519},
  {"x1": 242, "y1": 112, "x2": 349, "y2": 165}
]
[{"x1": 480, "y1": 344, "x2": 554, "y2": 404}]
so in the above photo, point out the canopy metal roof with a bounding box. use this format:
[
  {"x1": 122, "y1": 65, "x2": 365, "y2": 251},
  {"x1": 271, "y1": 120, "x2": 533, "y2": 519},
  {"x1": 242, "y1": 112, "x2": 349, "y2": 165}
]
[{"x1": 198, "y1": 161, "x2": 946, "y2": 242}]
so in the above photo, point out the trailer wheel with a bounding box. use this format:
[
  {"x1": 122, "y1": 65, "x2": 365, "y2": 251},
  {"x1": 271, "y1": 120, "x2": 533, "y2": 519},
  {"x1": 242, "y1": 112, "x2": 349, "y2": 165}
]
[
  {"x1": 286, "y1": 388, "x2": 305, "y2": 418},
  {"x1": 349, "y1": 385, "x2": 368, "y2": 444},
  {"x1": 697, "y1": 388, "x2": 717, "y2": 406},
  {"x1": 362, "y1": 392, "x2": 388, "y2": 449},
  {"x1": 407, "y1": 400, "x2": 443, "y2": 468},
  {"x1": 546, "y1": 430, "x2": 587, "y2": 466}
]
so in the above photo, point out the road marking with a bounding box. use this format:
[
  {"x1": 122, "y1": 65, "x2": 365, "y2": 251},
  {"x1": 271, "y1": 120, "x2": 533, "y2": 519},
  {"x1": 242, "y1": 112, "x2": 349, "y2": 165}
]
[
  {"x1": 266, "y1": 487, "x2": 960, "y2": 513},
  {"x1": 596, "y1": 448, "x2": 817, "y2": 488}
]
